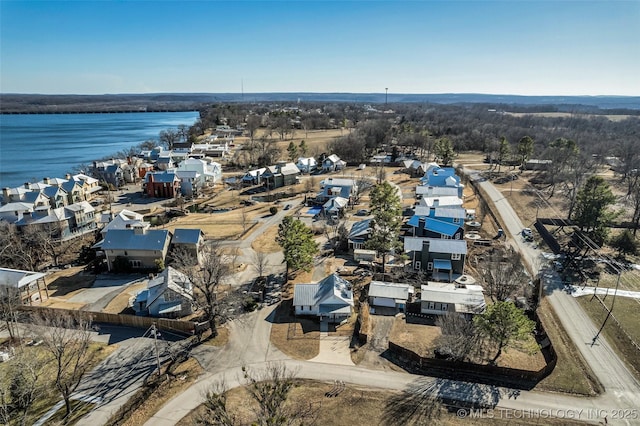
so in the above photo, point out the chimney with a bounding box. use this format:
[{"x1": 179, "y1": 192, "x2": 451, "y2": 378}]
[
  {"x1": 43, "y1": 177, "x2": 50, "y2": 185},
  {"x1": 24, "y1": 182, "x2": 31, "y2": 189},
  {"x1": 2, "y1": 188, "x2": 9, "y2": 202},
  {"x1": 65, "y1": 173, "x2": 71, "y2": 180},
  {"x1": 133, "y1": 225, "x2": 146, "y2": 235}
]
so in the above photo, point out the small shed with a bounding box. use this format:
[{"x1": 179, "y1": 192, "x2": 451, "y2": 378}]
[{"x1": 368, "y1": 281, "x2": 413, "y2": 313}]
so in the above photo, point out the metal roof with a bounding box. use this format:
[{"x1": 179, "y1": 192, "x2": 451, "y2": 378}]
[
  {"x1": 172, "y1": 228, "x2": 203, "y2": 245},
  {"x1": 424, "y1": 218, "x2": 460, "y2": 237},
  {"x1": 349, "y1": 219, "x2": 372, "y2": 239},
  {"x1": 432, "y1": 207, "x2": 466, "y2": 219},
  {"x1": 427, "y1": 238, "x2": 468, "y2": 255},
  {"x1": 368, "y1": 281, "x2": 411, "y2": 300},
  {"x1": 293, "y1": 274, "x2": 353, "y2": 307},
  {"x1": 420, "y1": 283, "x2": 484, "y2": 306},
  {"x1": 102, "y1": 229, "x2": 171, "y2": 251},
  {"x1": 0, "y1": 267, "x2": 46, "y2": 289}
]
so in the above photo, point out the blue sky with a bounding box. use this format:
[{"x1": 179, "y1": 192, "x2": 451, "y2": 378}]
[{"x1": 1, "y1": 1, "x2": 638, "y2": 96}]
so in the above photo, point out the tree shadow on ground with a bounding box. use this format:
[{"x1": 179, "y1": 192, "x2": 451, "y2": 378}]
[
  {"x1": 381, "y1": 377, "x2": 508, "y2": 426},
  {"x1": 264, "y1": 299, "x2": 320, "y2": 333}
]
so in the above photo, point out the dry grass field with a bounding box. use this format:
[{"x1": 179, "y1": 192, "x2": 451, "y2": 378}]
[{"x1": 177, "y1": 378, "x2": 587, "y2": 426}]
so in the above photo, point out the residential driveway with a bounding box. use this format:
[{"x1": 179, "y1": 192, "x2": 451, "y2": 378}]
[
  {"x1": 309, "y1": 321, "x2": 353, "y2": 366},
  {"x1": 357, "y1": 315, "x2": 402, "y2": 371},
  {"x1": 66, "y1": 274, "x2": 146, "y2": 311}
]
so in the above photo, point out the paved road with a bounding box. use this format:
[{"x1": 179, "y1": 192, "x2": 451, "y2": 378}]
[{"x1": 464, "y1": 167, "x2": 640, "y2": 418}]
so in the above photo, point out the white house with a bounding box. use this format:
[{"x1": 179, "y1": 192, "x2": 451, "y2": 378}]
[
  {"x1": 100, "y1": 209, "x2": 148, "y2": 236},
  {"x1": 368, "y1": 281, "x2": 413, "y2": 313},
  {"x1": 293, "y1": 274, "x2": 354, "y2": 323},
  {"x1": 296, "y1": 157, "x2": 317, "y2": 173},
  {"x1": 178, "y1": 157, "x2": 222, "y2": 185},
  {"x1": 322, "y1": 154, "x2": 346, "y2": 172},
  {"x1": 420, "y1": 282, "x2": 485, "y2": 316}
]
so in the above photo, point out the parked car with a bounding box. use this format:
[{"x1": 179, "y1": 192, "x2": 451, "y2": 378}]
[
  {"x1": 522, "y1": 228, "x2": 533, "y2": 240},
  {"x1": 356, "y1": 209, "x2": 369, "y2": 216},
  {"x1": 284, "y1": 204, "x2": 291, "y2": 210}
]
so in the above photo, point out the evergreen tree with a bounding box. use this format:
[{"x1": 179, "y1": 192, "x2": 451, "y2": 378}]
[
  {"x1": 473, "y1": 301, "x2": 536, "y2": 364},
  {"x1": 433, "y1": 137, "x2": 456, "y2": 166},
  {"x1": 517, "y1": 135, "x2": 534, "y2": 170},
  {"x1": 277, "y1": 217, "x2": 319, "y2": 278},
  {"x1": 571, "y1": 175, "x2": 618, "y2": 245},
  {"x1": 286, "y1": 141, "x2": 298, "y2": 162},
  {"x1": 298, "y1": 140, "x2": 308, "y2": 156},
  {"x1": 365, "y1": 181, "x2": 402, "y2": 275}
]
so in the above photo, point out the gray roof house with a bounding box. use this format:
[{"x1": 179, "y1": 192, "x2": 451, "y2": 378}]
[
  {"x1": 348, "y1": 218, "x2": 372, "y2": 250},
  {"x1": 368, "y1": 281, "x2": 413, "y2": 313},
  {"x1": 100, "y1": 228, "x2": 172, "y2": 272},
  {"x1": 132, "y1": 267, "x2": 193, "y2": 318},
  {"x1": 404, "y1": 237, "x2": 468, "y2": 281},
  {"x1": 293, "y1": 274, "x2": 354, "y2": 323},
  {"x1": 171, "y1": 228, "x2": 205, "y2": 263}
]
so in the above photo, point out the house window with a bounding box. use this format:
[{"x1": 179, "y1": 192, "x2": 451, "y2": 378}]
[
  {"x1": 129, "y1": 260, "x2": 142, "y2": 268},
  {"x1": 414, "y1": 261, "x2": 421, "y2": 270},
  {"x1": 428, "y1": 302, "x2": 435, "y2": 310},
  {"x1": 427, "y1": 262, "x2": 433, "y2": 271},
  {"x1": 164, "y1": 291, "x2": 177, "y2": 302},
  {"x1": 451, "y1": 253, "x2": 461, "y2": 260},
  {"x1": 453, "y1": 218, "x2": 460, "y2": 224},
  {"x1": 441, "y1": 303, "x2": 448, "y2": 311}
]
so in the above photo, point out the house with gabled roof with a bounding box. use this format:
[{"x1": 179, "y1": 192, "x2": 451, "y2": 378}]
[
  {"x1": 368, "y1": 281, "x2": 413, "y2": 313},
  {"x1": 132, "y1": 267, "x2": 193, "y2": 318},
  {"x1": 15, "y1": 201, "x2": 96, "y2": 241},
  {"x1": 420, "y1": 167, "x2": 464, "y2": 198},
  {"x1": 420, "y1": 282, "x2": 485, "y2": 316},
  {"x1": 171, "y1": 228, "x2": 205, "y2": 263},
  {"x1": 242, "y1": 167, "x2": 267, "y2": 186},
  {"x1": 69, "y1": 173, "x2": 102, "y2": 200},
  {"x1": 261, "y1": 162, "x2": 301, "y2": 189},
  {"x1": 100, "y1": 209, "x2": 148, "y2": 236},
  {"x1": 42, "y1": 185, "x2": 69, "y2": 209},
  {"x1": 322, "y1": 154, "x2": 346, "y2": 172},
  {"x1": 293, "y1": 273, "x2": 354, "y2": 323},
  {"x1": 100, "y1": 227, "x2": 172, "y2": 271},
  {"x1": 407, "y1": 216, "x2": 464, "y2": 240},
  {"x1": 0, "y1": 202, "x2": 35, "y2": 224},
  {"x1": 404, "y1": 237, "x2": 467, "y2": 281},
  {"x1": 296, "y1": 157, "x2": 317, "y2": 174},
  {"x1": 348, "y1": 218, "x2": 372, "y2": 250},
  {"x1": 144, "y1": 171, "x2": 181, "y2": 198},
  {"x1": 61, "y1": 179, "x2": 85, "y2": 204},
  {"x1": 317, "y1": 177, "x2": 358, "y2": 203}
]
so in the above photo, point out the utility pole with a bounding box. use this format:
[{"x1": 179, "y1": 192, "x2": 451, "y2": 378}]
[
  {"x1": 591, "y1": 270, "x2": 621, "y2": 346},
  {"x1": 152, "y1": 323, "x2": 161, "y2": 376},
  {"x1": 385, "y1": 88, "x2": 388, "y2": 106}
]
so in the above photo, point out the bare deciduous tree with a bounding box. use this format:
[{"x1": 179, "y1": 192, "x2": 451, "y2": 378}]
[
  {"x1": 252, "y1": 251, "x2": 270, "y2": 279},
  {"x1": 196, "y1": 380, "x2": 236, "y2": 426},
  {"x1": 199, "y1": 363, "x2": 314, "y2": 426},
  {"x1": 435, "y1": 312, "x2": 479, "y2": 362},
  {"x1": 174, "y1": 244, "x2": 230, "y2": 336},
  {"x1": 476, "y1": 246, "x2": 528, "y2": 302},
  {"x1": 6, "y1": 350, "x2": 46, "y2": 425},
  {"x1": 31, "y1": 311, "x2": 95, "y2": 418}
]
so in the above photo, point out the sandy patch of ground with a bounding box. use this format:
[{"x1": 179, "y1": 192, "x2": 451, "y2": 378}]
[
  {"x1": 251, "y1": 224, "x2": 281, "y2": 253},
  {"x1": 102, "y1": 281, "x2": 147, "y2": 314}
]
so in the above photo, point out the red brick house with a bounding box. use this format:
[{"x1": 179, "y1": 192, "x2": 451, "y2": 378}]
[{"x1": 144, "y1": 171, "x2": 180, "y2": 198}]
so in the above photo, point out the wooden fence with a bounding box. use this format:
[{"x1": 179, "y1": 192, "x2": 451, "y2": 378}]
[{"x1": 18, "y1": 305, "x2": 208, "y2": 336}]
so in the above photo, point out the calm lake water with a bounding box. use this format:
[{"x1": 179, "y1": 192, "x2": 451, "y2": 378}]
[{"x1": 0, "y1": 112, "x2": 199, "y2": 189}]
